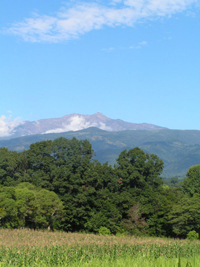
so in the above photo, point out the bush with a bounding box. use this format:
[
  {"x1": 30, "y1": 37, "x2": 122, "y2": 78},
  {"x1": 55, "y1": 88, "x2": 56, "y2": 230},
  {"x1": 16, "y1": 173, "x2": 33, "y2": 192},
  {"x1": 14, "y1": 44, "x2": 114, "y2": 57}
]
[
  {"x1": 116, "y1": 228, "x2": 129, "y2": 237},
  {"x1": 116, "y1": 232, "x2": 126, "y2": 237},
  {"x1": 187, "y1": 230, "x2": 199, "y2": 240},
  {"x1": 98, "y1": 227, "x2": 111, "y2": 236}
]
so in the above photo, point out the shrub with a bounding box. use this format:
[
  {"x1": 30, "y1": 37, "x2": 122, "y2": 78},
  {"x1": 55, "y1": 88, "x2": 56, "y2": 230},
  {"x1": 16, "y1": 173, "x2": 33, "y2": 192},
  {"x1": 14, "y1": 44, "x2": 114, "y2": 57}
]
[
  {"x1": 116, "y1": 232, "x2": 127, "y2": 237},
  {"x1": 116, "y1": 228, "x2": 129, "y2": 237},
  {"x1": 187, "y1": 230, "x2": 199, "y2": 240},
  {"x1": 98, "y1": 226, "x2": 111, "y2": 236}
]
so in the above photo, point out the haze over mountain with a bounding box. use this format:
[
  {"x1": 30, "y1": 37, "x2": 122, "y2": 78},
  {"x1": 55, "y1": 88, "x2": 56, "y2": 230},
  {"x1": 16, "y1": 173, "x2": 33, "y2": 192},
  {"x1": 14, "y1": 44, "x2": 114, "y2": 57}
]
[{"x1": 1, "y1": 112, "x2": 166, "y2": 139}]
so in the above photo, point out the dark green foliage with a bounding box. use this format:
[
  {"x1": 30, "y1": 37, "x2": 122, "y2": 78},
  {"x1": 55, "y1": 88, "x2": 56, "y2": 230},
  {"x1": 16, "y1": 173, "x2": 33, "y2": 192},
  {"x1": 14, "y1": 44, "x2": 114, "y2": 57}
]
[
  {"x1": 115, "y1": 147, "x2": 166, "y2": 236},
  {"x1": 182, "y1": 165, "x2": 200, "y2": 196},
  {"x1": 115, "y1": 147, "x2": 164, "y2": 193},
  {"x1": 122, "y1": 204, "x2": 148, "y2": 235},
  {"x1": 0, "y1": 147, "x2": 24, "y2": 186},
  {"x1": 169, "y1": 194, "x2": 200, "y2": 237},
  {"x1": 1, "y1": 137, "x2": 200, "y2": 238},
  {"x1": 3, "y1": 128, "x2": 200, "y2": 177}
]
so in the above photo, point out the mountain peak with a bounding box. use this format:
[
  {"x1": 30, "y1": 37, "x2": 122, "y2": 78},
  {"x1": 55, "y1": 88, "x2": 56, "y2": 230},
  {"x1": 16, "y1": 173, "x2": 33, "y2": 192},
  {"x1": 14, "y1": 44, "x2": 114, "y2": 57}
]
[{"x1": 0, "y1": 113, "x2": 167, "y2": 139}]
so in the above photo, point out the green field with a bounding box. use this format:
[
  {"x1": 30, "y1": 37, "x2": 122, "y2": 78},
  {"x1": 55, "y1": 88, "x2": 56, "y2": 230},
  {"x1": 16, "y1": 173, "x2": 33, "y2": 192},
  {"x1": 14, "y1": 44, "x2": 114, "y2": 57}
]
[{"x1": 0, "y1": 229, "x2": 199, "y2": 266}]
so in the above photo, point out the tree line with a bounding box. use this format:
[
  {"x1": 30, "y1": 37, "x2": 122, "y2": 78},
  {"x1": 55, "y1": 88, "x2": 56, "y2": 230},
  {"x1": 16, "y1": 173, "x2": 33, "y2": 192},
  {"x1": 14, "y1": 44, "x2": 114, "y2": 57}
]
[{"x1": 0, "y1": 137, "x2": 199, "y2": 238}]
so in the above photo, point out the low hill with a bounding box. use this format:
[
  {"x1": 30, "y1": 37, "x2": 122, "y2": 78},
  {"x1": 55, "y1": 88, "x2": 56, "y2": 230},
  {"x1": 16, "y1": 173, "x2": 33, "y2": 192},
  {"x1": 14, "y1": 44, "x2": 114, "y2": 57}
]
[{"x1": 1, "y1": 127, "x2": 200, "y2": 178}]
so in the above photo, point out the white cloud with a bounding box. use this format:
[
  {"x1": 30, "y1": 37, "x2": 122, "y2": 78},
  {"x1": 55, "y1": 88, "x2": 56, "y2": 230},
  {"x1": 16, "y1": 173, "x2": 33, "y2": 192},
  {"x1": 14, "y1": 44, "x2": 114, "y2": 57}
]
[
  {"x1": 103, "y1": 40, "x2": 147, "y2": 51},
  {"x1": 4, "y1": 0, "x2": 197, "y2": 42},
  {"x1": 139, "y1": 41, "x2": 147, "y2": 45},
  {"x1": 0, "y1": 115, "x2": 24, "y2": 137},
  {"x1": 102, "y1": 47, "x2": 115, "y2": 52},
  {"x1": 129, "y1": 40, "x2": 148, "y2": 49},
  {"x1": 44, "y1": 115, "x2": 112, "y2": 134}
]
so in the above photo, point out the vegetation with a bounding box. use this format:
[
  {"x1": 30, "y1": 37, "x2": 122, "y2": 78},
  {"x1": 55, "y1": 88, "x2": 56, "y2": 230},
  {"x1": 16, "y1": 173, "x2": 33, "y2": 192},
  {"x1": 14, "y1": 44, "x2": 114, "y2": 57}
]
[
  {"x1": 0, "y1": 229, "x2": 200, "y2": 266},
  {"x1": 0, "y1": 137, "x2": 200, "y2": 240},
  {"x1": 0, "y1": 136, "x2": 200, "y2": 265},
  {"x1": 0, "y1": 137, "x2": 165, "y2": 235},
  {"x1": 2, "y1": 127, "x2": 200, "y2": 177},
  {"x1": 187, "y1": 230, "x2": 199, "y2": 240},
  {"x1": 0, "y1": 183, "x2": 63, "y2": 230}
]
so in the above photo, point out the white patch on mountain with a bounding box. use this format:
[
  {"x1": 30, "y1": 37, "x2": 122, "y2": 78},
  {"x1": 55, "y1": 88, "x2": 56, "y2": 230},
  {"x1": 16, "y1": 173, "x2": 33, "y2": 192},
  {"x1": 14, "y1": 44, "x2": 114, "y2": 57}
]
[{"x1": 43, "y1": 115, "x2": 112, "y2": 134}]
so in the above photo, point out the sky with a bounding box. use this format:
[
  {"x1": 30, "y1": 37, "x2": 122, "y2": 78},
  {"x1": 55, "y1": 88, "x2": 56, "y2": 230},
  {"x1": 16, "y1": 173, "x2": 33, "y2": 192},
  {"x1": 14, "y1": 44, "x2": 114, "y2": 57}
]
[{"x1": 0, "y1": 0, "x2": 200, "y2": 134}]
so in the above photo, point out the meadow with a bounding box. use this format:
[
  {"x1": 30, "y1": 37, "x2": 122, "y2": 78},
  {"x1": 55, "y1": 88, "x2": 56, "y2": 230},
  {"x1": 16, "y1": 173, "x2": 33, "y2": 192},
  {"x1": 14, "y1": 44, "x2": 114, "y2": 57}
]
[{"x1": 0, "y1": 229, "x2": 199, "y2": 266}]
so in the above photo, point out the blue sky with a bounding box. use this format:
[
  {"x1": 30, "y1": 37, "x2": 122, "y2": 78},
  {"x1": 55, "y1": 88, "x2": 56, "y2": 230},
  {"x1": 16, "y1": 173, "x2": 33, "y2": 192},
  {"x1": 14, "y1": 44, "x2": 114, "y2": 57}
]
[{"x1": 0, "y1": 0, "x2": 200, "y2": 133}]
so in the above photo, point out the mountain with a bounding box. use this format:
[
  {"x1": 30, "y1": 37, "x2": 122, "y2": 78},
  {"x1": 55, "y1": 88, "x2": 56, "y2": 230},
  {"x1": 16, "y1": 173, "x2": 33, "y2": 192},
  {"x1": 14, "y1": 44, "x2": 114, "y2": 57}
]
[
  {"x1": 4, "y1": 112, "x2": 166, "y2": 139},
  {"x1": 1, "y1": 127, "x2": 200, "y2": 178}
]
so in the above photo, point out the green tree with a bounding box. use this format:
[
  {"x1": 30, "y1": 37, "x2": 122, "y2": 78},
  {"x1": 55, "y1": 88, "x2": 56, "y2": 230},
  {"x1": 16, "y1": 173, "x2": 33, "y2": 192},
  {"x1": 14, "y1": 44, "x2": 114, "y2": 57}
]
[
  {"x1": 182, "y1": 165, "x2": 200, "y2": 196},
  {"x1": 0, "y1": 139, "x2": 175, "y2": 236},
  {"x1": 115, "y1": 147, "x2": 164, "y2": 195},
  {"x1": 115, "y1": 147, "x2": 164, "y2": 234},
  {"x1": 169, "y1": 194, "x2": 200, "y2": 238},
  {"x1": 15, "y1": 187, "x2": 36, "y2": 227},
  {"x1": 0, "y1": 148, "x2": 23, "y2": 186},
  {"x1": 139, "y1": 186, "x2": 183, "y2": 237},
  {"x1": 21, "y1": 137, "x2": 95, "y2": 231},
  {"x1": 169, "y1": 177, "x2": 179, "y2": 187},
  {"x1": 122, "y1": 204, "x2": 148, "y2": 235},
  {"x1": 0, "y1": 183, "x2": 63, "y2": 230},
  {"x1": 34, "y1": 189, "x2": 64, "y2": 230},
  {"x1": 0, "y1": 186, "x2": 18, "y2": 228}
]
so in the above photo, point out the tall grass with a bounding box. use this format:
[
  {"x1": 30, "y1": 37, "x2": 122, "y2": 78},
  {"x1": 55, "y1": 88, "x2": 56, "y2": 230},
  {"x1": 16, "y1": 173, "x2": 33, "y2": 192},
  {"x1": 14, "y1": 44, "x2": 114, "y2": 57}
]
[{"x1": 0, "y1": 229, "x2": 199, "y2": 266}]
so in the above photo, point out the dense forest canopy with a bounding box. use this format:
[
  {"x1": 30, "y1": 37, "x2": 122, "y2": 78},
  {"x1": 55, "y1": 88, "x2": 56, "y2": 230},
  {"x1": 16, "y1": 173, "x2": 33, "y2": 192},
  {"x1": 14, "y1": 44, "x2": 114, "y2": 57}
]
[
  {"x1": 0, "y1": 137, "x2": 199, "y2": 238},
  {"x1": 2, "y1": 128, "x2": 200, "y2": 178}
]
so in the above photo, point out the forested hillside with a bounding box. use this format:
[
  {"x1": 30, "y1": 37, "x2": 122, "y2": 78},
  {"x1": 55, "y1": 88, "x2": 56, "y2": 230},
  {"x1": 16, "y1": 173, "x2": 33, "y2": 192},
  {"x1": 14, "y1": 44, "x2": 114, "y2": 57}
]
[
  {"x1": 0, "y1": 137, "x2": 200, "y2": 239},
  {"x1": 1, "y1": 128, "x2": 200, "y2": 177}
]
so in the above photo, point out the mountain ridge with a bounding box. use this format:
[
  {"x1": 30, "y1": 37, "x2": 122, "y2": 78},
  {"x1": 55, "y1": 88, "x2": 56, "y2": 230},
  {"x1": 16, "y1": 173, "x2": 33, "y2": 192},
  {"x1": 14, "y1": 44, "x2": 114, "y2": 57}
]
[
  {"x1": 1, "y1": 127, "x2": 200, "y2": 178},
  {"x1": 3, "y1": 112, "x2": 167, "y2": 139}
]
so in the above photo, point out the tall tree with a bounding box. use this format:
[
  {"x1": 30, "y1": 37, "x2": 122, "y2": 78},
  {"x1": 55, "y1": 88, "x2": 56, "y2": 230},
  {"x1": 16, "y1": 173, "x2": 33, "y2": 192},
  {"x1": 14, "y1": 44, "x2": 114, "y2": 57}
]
[
  {"x1": 169, "y1": 194, "x2": 200, "y2": 237},
  {"x1": 0, "y1": 147, "x2": 23, "y2": 186},
  {"x1": 115, "y1": 147, "x2": 164, "y2": 235},
  {"x1": 182, "y1": 165, "x2": 200, "y2": 196},
  {"x1": 115, "y1": 147, "x2": 163, "y2": 194}
]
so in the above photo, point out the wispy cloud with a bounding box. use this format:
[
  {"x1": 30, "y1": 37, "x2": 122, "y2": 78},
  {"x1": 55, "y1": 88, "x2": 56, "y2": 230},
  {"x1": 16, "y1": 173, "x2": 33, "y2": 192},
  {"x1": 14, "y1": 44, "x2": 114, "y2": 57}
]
[
  {"x1": 0, "y1": 115, "x2": 24, "y2": 137},
  {"x1": 4, "y1": 0, "x2": 197, "y2": 43},
  {"x1": 139, "y1": 41, "x2": 147, "y2": 46},
  {"x1": 130, "y1": 40, "x2": 148, "y2": 49},
  {"x1": 103, "y1": 40, "x2": 148, "y2": 51},
  {"x1": 102, "y1": 47, "x2": 115, "y2": 52}
]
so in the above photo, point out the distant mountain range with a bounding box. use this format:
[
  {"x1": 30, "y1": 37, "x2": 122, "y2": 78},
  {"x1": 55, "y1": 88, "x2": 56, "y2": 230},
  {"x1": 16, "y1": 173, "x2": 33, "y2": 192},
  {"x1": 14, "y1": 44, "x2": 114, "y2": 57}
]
[
  {"x1": 1, "y1": 127, "x2": 200, "y2": 178},
  {"x1": 2, "y1": 112, "x2": 166, "y2": 139},
  {"x1": 1, "y1": 113, "x2": 200, "y2": 178}
]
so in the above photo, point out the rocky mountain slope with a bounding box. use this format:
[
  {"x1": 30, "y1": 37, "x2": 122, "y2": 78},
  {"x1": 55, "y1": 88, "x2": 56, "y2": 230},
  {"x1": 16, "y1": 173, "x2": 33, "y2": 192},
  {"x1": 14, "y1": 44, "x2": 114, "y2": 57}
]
[{"x1": 4, "y1": 112, "x2": 166, "y2": 139}]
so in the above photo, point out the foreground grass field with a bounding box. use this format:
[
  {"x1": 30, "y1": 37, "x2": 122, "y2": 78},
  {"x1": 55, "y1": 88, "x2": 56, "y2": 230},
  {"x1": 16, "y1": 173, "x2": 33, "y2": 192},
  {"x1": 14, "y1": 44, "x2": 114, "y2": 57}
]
[{"x1": 0, "y1": 229, "x2": 200, "y2": 266}]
